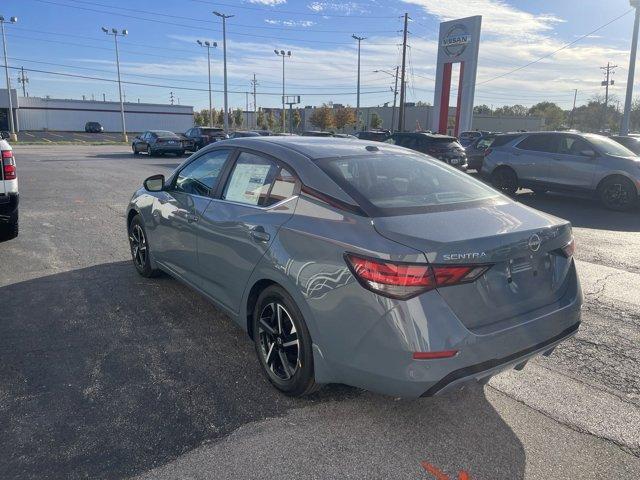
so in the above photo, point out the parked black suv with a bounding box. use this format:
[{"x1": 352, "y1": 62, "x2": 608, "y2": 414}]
[
  {"x1": 355, "y1": 130, "x2": 390, "y2": 142},
  {"x1": 385, "y1": 132, "x2": 468, "y2": 170},
  {"x1": 84, "y1": 122, "x2": 103, "y2": 133},
  {"x1": 182, "y1": 126, "x2": 227, "y2": 152}
]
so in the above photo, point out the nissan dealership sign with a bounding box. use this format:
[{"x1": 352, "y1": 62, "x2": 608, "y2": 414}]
[{"x1": 441, "y1": 24, "x2": 471, "y2": 58}]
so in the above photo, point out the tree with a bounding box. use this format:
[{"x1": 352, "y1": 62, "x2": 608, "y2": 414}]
[
  {"x1": 493, "y1": 104, "x2": 528, "y2": 117},
  {"x1": 370, "y1": 112, "x2": 383, "y2": 129},
  {"x1": 193, "y1": 108, "x2": 210, "y2": 126},
  {"x1": 267, "y1": 110, "x2": 276, "y2": 130},
  {"x1": 257, "y1": 109, "x2": 266, "y2": 130},
  {"x1": 309, "y1": 104, "x2": 334, "y2": 131},
  {"x1": 528, "y1": 101, "x2": 565, "y2": 130},
  {"x1": 233, "y1": 108, "x2": 244, "y2": 129},
  {"x1": 216, "y1": 108, "x2": 225, "y2": 127},
  {"x1": 334, "y1": 107, "x2": 356, "y2": 130},
  {"x1": 473, "y1": 104, "x2": 492, "y2": 115},
  {"x1": 293, "y1": 109, "x2": 302, "y2": 131}
]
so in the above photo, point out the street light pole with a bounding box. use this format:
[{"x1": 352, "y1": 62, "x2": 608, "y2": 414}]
[
  {"x1": 621, "y1": 1, "x2": 640, "y2": 135},
  {"x1": 374, "y1": 67, "x2": 399, "y2": 132},
  {"x1": 213, "y1": 11, "x2": 233, "y2": 134},
  {"x1": 0, "y1": 16, "x2": 18, "y2": 142},
  {"x1": 102, "y1": 26, "x2": 128, "y2": 142},
  {"x1": 352, "y1": 35, "x2": 365, "y2": 131},
  {"x1": 274, "y1": 49, "x2": 291, "y2": 132},
  {"x1": 198, "y1": 40, "x2": 217, "y2": 126}
]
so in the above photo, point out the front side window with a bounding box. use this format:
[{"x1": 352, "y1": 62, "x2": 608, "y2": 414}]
[
  {"x1": 223, "y1": 152, "x2": 296, "y2": 207},
  {"x1": 174, "y1": 149, "x2": 231, "y2": 197},
  {"x1": 557, "y1": 136, "x2": 592, "y2": 156},
  {"x1": 317, "y1": 153, "x2": 499, "y2": 215}
]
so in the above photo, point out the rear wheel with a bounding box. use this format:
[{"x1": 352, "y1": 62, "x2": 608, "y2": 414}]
[
  {"x1": 132, "y1": 144, "x2": 139, "y2": 155},
  {"x1": 147, "y1": 146, "x2": 155, "y2": 157},
  {"x1": 598, "y1": 176, "x2": 637, "y2": 211},
  {"x1": 253, "y1": 285, "x2": 319, "y2": 397},
  {"x1": 128, "y1": 215, "x2": 161, "y2": 277},
  {"x1": 491, "y1": 167, "x2": 518, "y2": 196},
  {"x1": 0, "y1": 212, "x2": 18, "y2": 241}
]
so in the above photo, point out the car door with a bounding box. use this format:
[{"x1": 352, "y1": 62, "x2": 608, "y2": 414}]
[
  {"x1": 511, "y1": 133, "x2": 559, "y2": 184},
  {"x1": 196, "y1": 150, "x2": 299, "y2": 313},
  {"x1": 150, "y1": 148, "x2": 234, "y2": 284},
  {"x1": 548, "y1": 134, "x2": 597, "y2": 189}
]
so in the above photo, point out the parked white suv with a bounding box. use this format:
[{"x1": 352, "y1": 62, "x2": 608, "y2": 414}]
[{"x1": 0, "y1": 135, "x2": 18, "y2": 240}]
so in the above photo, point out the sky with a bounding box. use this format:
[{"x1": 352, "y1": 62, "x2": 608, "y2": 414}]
[{"x1": 3, "y1": 0, "x2": 639, "y2": 112}]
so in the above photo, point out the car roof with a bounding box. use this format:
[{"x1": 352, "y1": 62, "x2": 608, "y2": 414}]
[{"x1": 215, "y1": 135, "x2": 408, "y2": 160}]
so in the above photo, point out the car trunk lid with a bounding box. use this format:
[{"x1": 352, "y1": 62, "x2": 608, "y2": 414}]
[{"x1": 373, "y1": 201, "x2": 574, "y2": 331}]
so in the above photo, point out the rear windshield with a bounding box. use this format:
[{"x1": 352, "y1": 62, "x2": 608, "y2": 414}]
[
  {"x1": 202, "y1": 128, "x2": 225, "y2": 135},
  {"x1": 317, "y1": 153, "x2": 500, "y2": 215},
  {"x1": 153, "y1": 131, "x2": 179, "y2": 138}
]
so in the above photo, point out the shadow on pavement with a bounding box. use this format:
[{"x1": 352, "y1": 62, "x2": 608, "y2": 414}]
[
  {"x1": 516, "y1": 191, "x2": 640, "y2": 232},
  {"x1": 0, "y1": 262, "x2": 524, "y2": 479}
]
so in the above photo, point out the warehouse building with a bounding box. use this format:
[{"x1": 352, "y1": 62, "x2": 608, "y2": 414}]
[{"x1": 0, "y1": 89, "x2": 194, "y2": 132}]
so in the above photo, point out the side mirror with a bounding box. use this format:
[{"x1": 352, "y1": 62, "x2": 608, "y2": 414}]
[
  {"x1": 580, "y1": 149, "x2": 596, "y2": 157},
  {"x1": 143, "y1": 174, "x2": 165, "y2": 192}
]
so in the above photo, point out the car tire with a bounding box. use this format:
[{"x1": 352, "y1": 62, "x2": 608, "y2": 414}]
[
  {"x1": 491, "y1": 167, "x2": 519, "y2": 196},
  {"x1": 253, "y1": 285, "x2": 320, "y2": 397},
  {"x1": 0, "y1": 212, "x2": 18, "y2": 241},
  {"x1": 598, "y1": 176, "x2": 638, "y2": 212},
  {"x1": 132, "y1": 144, "x2": 139, "y2": 155},
  {"x1": 128, "y1": 215, "x2": 162, "y2": 278}
]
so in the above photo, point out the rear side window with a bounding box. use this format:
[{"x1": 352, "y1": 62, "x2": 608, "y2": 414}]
[
  {"x1": 223, "y1": 152, "x2": 297, "y2": 207},
  {"x1": 517, "y1": 134, "x2": 558, "y2": 153},
  {"x1": 491, "y1": 134, "x2": 522, "y2": 148},
  {"x1": 317, "y1": 153, "x2": 499, "y2": 215},
  {"x1": 174, "y1": 149, "x2": 230, "y2": 197}
]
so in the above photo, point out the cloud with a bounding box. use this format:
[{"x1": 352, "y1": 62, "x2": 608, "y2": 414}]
[
  {"x1": 307, "y1": 2, "x2": 369, "y2": 15},
  {"x1": 401, "y1": 0, "x2": 564, "y2": 40},
  {"x1": 264, "y1": 19, "x2": 315, "y2": 27},
  {"x1": 249, "y1": 0, "x2": 286, "y2": 5}
]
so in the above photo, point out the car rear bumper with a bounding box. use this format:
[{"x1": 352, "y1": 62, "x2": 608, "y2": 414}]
[
  {"x1": 313, "y1": 262, "x2": 582, "y2": 398},
  {"x1": 153, "y1": 145, "x2": 184, "y2": 153},
  {"x1": 0, "y1": 192, "x2": 18, "y2": 221}
]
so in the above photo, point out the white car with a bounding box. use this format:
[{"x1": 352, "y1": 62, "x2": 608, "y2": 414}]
[{"x1": 0, "y1": 136, "x2": 18, "y2": 240}]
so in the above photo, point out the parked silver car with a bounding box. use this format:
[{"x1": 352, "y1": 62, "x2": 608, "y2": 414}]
[
  {"x1": 126, "y1": 137, "x2": 581, "y2": 398},
  {"x1": 482, "y1": 131, "x2": 640, "y2": 211}
]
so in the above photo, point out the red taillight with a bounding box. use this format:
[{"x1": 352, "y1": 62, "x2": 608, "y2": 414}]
[
  {"x1": 413, "y1": 350, "x2": 459, "y2": 360},
  {"x1": 1, "y1": 150, "x2": 16, "y2": 180},
  {"x1": 345, "y1": 254, "x2": 491, "y2": 300},
  {"x1": 561, "y1": 238, "x2": 575, "y2": 258}
]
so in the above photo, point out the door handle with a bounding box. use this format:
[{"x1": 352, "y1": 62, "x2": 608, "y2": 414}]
[
  {"x1": 250, "y1": 226, "x2": 270, "y2": 242},
  {"x1": 186, "y1": 214, "x2": 199, "y2": 223}
]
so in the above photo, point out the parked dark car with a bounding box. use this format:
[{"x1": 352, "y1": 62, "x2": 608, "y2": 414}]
[
  {"x1": 355, "y1": 130, "x2": 390, "y2": 142},
  {"x1": 302, "y1": 131, "x2": 333, "y2": 137},
  {"x1": 251, "y1": 130, "x2": 273, "y2": 136},
  {"x1": 183, "y1": 126, "x2": 227, "y2": 152},
  {"x1": 458, "y1": 130, "x2": 490, "y2": 147},
  {"x1": 132, "y1": 130, "x2": 185, "y2": 157},
  {"x1": 610, "y1": 135, "x2": 640, "y2": 155},
  {"x1": 385, "y1": 132, "x2": 468, "y2": 170},
  {"x1": 229, "y1": 131, "x2": 261, "y2": 138},
  {"x1": 465, "y1": 134, "x2": 497, "y2": 171},
  {"x1": 84, "y1": 122, "x2": 103, "y2": 133}
]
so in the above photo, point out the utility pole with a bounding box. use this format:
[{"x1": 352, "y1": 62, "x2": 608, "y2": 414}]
[
  {"x1": 569, "y1": 88, "x2": 577, "y2": 128},
  {"x1": 373, "y1": 67, "x2": 399, "y2": 132},
  {"x1": 284, "y1": 95, "x2": 300, "y2": 134},
  {"x1": 102, "y1": 93, "x2": 106, "y2": 102},
  {"x1": 600, "y1": 62, "x2": 617, "y2": 131},
  {"x1": 398, "y1": 13, "x2": 409, "y2": 132},
  {"x1": 352, "y1": 35, "x2": 366, "y2": 131},
  {"x1": 17, "y1": 66, "x2": 28, "y2": 97},
  {"x1": 170, "y1": 91, "x2": 174, "y2": 105},
  {"x1": 197, "y1": 40, "x2": 217, "y2": 126},
  {"x1": 102, "y1": 26, "x2": 128, "y2": 142},
  {"x1": 251, "y1": 73, "x2": 258, "y2": 128},
  {"x1": 213, "y1": 11, "x2": 233, "y2": 133},
  {"x1": 245, "y1": 91, "x2": 249, "y2": 129},
  {"x1": 274, "y1": 49, "x2": 291, "y2": 132},
  {"x1": 621, "y1": 0, "x2": 640, "y2": 134},
  {"x1": 0, "y1": 16, "x2": 18, "y2": 142}
]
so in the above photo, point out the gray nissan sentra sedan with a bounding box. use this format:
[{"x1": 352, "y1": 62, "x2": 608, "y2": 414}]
[{"x1": 126, "y1": 137, "x2": 582, "y2": 398}]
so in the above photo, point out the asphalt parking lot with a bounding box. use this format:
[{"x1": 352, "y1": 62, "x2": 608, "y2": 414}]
[
  {"x1": 16, "y1": 130, "x2": 141, "y2": 143},
  {"x1": 0, "y1": 145, "x2": 639, "y2": 479}
]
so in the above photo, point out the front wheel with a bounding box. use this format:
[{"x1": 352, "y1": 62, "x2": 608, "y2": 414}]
[
  {"x1": 253, "y1": 286, "x2": 320, "y2": 397},
  {"x1": 147, "y1": 146, "x2": 154, "y2": 157},
  {"x1": 132, "y1": 144, "x2": 139, "y2": 155},
  {"x1": 598, "y1": 176, "x2": 638, "y2": 211},
  {"x1": 128, "y1": 215, "x2": 162, "y2": 277}
]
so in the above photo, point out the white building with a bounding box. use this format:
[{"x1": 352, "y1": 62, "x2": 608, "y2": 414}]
[{"x1": 0, "y1": 89, "x2": 194, "y2": 133}]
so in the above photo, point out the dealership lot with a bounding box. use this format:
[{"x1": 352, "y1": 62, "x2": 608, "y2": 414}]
[{"x1": 0, "y1": 145, "x2": 638, "y2": 479}]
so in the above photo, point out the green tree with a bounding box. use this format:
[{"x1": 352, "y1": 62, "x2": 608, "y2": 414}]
[
  {"x1": 370, "y1": 112, "x2": 383, "y2": 129},
  {"x1": 528, "y1": 101, "x2": 565, "y2": 130},
  {"x1": 233, "y1": 108, "x2": 244, "y2": 129},
  {"x1": 293, "y1": 109, "x2": 302, "y2": 131},
  {"x1": 257, "y1": 109, "x2": 266, "y2": 130},
  {"x1": 216, "y1": 108, "x2": 225, "y2": 127},
  {"x1": 334, "y1": 107, "x2": 356, "y2": 130},
  {"x1": 309, "y1": 104, "x2": 335, "y2": 131},
  {"x1": 267, "y1": 110, "x2": 276, "y2": 131},
  {"x1": 473, "y1": 104, "x2": 492, "y2": 115}
]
